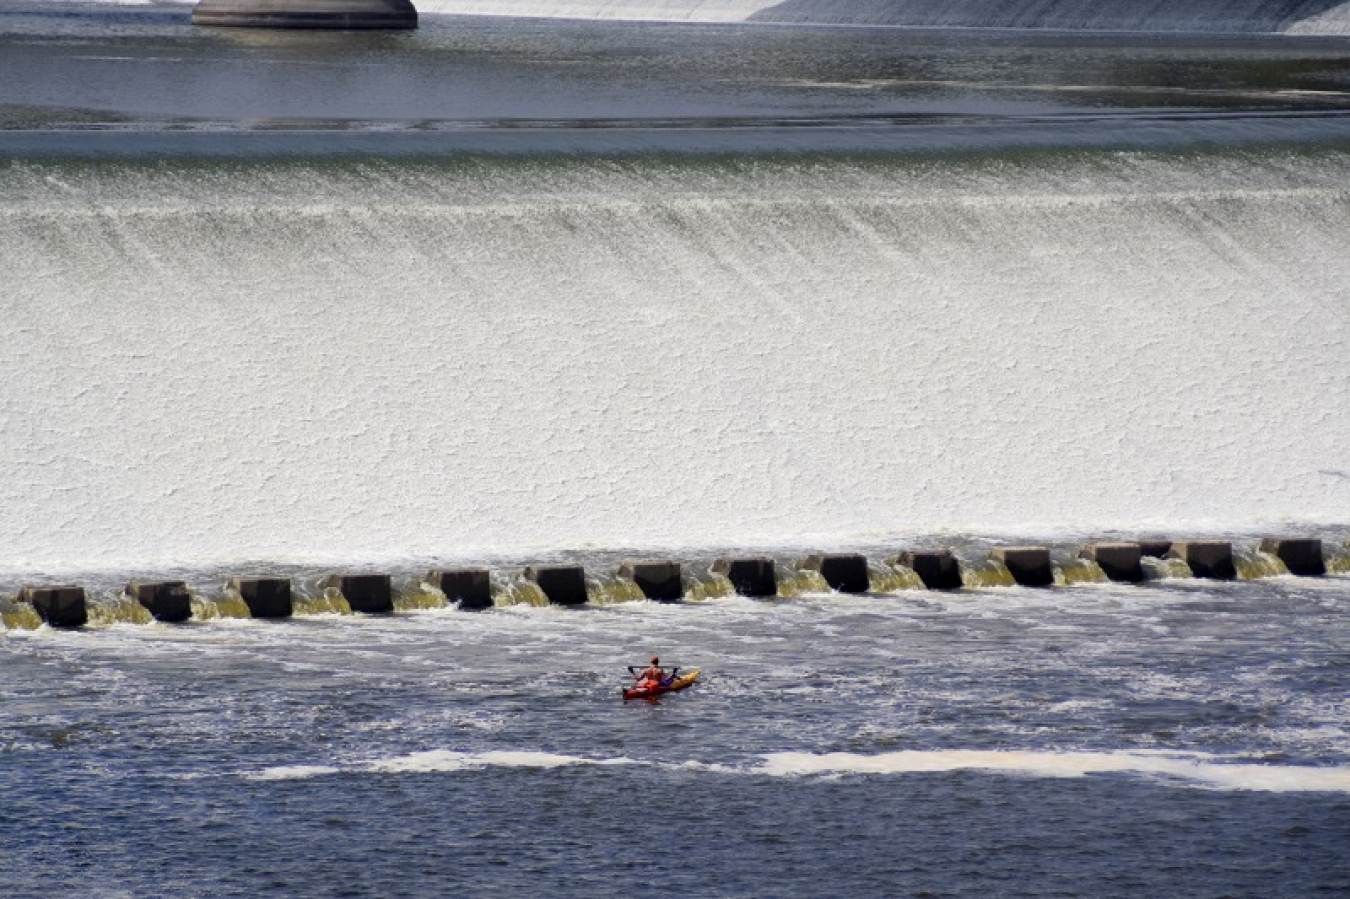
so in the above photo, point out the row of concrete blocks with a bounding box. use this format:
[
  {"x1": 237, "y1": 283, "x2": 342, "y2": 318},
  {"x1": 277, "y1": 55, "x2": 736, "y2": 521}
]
[{"x1": 10, "y1": 538, "x2": 1331, "y2": 629}]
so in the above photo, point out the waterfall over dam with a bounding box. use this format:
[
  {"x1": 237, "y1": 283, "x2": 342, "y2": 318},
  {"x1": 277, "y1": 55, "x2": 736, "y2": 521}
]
[
  {"x1": 413, "y1": 0, "x2": 1350, "y2": 34},
  {"x1": 3, "y1": 150, "x2": 1348, "y2": 570}
]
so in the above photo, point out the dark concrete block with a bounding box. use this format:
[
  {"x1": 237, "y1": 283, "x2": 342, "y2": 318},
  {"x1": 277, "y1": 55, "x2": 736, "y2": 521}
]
[
  {"x1": 126, "y1": 580, "x2": 192, "y2": 623},
  {"x1": 1259, "y1": 538, "x2": 1325, "y2": 577},
  {"x1": 523, "y1": 565, "x2": 588, "y2": 605},
  {"x1": 1138, "y1": 541, "x2": 1173, "y2": 558},
  {"x1": 321, "y1": 574, "x2": 393, "y2": 614},
  {"x1": 710, "y1": 558, "x2": 777, "y2": 597},
  {"x1": 799, "y1": 554, "x2": 869, "y2": 594},
  {"x1": 617, "y1": 560, "x2": 684, "y2": 601},
  {"x1": 990, "y1": 547, "x2": 1054, "y2": 587},
  {"x1": 18, "y1": 586, "x2": 87, "y2": 628},
  {"x1": 893, "y1": 550, "x2": 963, "y2": 590},
  {"x1": 193, "y1": 0, "x2": 418, "y2": 29},
  {"x1": 228, "y1": 577, "x2": 293, "y2": 619},
  {"x1": 1078, "y1": 543, "x2": 1144, "y2": 583},
  {"x1": 1167, "y1": 542, "x2": 1236, "y2": 580},
  {"x1": 426, "y1": 568, "x2": 493, "y2": 610}
]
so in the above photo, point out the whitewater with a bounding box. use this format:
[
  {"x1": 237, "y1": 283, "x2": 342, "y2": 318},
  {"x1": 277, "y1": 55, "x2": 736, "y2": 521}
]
[
  {"x1": 3, "y1": 5, "x2": 1350, "y2": 896},
  {"x1": 4, "y1": 151, "x2": 1349, "y2": 570}
]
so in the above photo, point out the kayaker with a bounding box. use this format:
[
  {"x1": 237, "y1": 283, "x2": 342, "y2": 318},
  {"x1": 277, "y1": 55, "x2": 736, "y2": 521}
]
[{"x1": 636, "y1": 656, "x2": 667, "y2": 688}]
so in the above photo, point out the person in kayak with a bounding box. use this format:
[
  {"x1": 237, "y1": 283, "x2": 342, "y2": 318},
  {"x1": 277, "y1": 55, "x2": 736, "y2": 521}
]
[{"x1": 636, "y1": 656, "x2": 669, "y2": 689}]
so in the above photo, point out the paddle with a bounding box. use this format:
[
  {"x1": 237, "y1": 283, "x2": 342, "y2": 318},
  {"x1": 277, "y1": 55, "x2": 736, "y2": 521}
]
[{"x1": 627, "y1": 664, "x2": 680, "y2": 685}]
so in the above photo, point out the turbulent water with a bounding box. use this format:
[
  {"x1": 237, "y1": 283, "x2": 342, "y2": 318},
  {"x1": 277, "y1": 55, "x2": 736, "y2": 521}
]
[
  {"x1": 5, "y1": 581, "x2": 1350, "y2": 895},
  {"x1": 4, "y1": 151, "x2": 1349, "y2": 566},
  {"x1": 3, "y1": 3, "x2": 1350, "y2": 896}
]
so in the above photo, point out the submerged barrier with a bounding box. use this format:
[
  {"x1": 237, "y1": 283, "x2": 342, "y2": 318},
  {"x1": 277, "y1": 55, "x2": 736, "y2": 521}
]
[
  {"x1": 523, "y1": 565, "x2": 588, "y2": 606},
  {"x1": 2, "y1": 536, "x2": 1344, "y2": 628},
  {"x1": 799, "y1": 554, "x2": 870, "y2": 594},
  {"x1": 617, "y1": 561, "x2": 684, "y2": 602},
  {"x1": 425, "y1": 568, "x2": 493, "y2": 610},
  {"x1": 126, "y1": 581, "x2": 193, "y2": 623},
  {"x1": 228, "y1": 577, "x2": 293, "y2": 619},
  {"x1": 1079, "y1": 544, "x2": 1144, "y2": 583},
  {"x1": 1167, "y1": 541, "x2": 1237, "y2": 580},
  {"x1": 711, "y1": 557, "x2": 778, "y2": 597},
  {"x1": 989, "y1": 547, "x2": 1054, "y2": 588},
  {"x1": 18, "y1": 586, "x2": 87, "y2": 628},
  {"x1": 321, "y1": 574, "x2": 394, "y2": 615},
  {"x1": 1259, "y1": 538, "x2": 1326, "y2": 577},
  {"x1": 892, "y1": 550, "x2": 964, "y2": 591}
]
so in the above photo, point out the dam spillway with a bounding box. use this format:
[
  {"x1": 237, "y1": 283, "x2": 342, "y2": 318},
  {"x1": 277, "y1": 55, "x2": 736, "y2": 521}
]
[{"x1": 3, "y1": 151, "x2": 1349, "y2": 568}]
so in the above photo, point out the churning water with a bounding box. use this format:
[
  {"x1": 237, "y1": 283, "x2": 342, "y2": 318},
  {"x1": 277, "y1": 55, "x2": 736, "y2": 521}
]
[{"x1": 2, "y1": 3, "x2": 1349, "y2": 895}]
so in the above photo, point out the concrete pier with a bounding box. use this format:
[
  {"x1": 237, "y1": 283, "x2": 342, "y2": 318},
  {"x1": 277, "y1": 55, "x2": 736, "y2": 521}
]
[
  {"x1": 126, "y1": 581, "x2": 192, "y2": 623},
  {"x1": 523, "y1": 565, "x2": 589, "y2": 605},
  {"x1": 321, "y1": 574, "x2": 393, "y2": 614},
  {"x1": 228, "y1": 577, "x2": 293, "y2": 619},
  {"x1": 18, "y1": 586, "x2": 87, "y2": 628},
  {"x1": 1258, "y1": 538, "x2": 1325, "y2": 576},
  {"x1": 711, "y1": 557, "x2": 777, "y2": 597},
  {"x1": 1167, "y1": 542, "x2": 1236, "y2": 580},
  {"x1": 1078, "y1": 543, "x2": 1144, "y2": 583},
  {"x1": 426, "y1": 568, "x2": 493, "y2": 610},
  {"x1": 990, "y1": 547, "x2": 1054, "y2": 587},
  {"x1": 617, "y1": 561, "x2": 684, "y2": 601},
  {"x1": 192, "y1": 0, "x2": 417, "y2": 29},
  {"x1": 798, "y1": 554, "x2": 869, "y2": 594},
  {"x1": 894, "y1": 550, "x2": 963, "y2": 590},
  {"x1": 1138, "y1": 541, "x2": 1173, "y2": 558}
]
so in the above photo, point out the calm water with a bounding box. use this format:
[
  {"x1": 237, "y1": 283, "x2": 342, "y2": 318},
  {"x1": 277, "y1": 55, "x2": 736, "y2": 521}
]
[{"x1": 3, "y1": 3, "x2": 1350, "y2": 896}]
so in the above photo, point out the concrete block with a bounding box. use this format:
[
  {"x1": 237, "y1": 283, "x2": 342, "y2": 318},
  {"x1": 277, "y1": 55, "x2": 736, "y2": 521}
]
[
  {"x1": 990, "y1": 547, "x2": 1054, "y2": 587},
  {"x1": 228, "y1": 577, "x2": 293, "y2": 619},
  {"x1": 893, "y1": 550, "x2": 963, "y2": 590},
  {"x1": 126, "y1": 580, "x2": 192, "y2": 623},
  {"x1": 426, "y1": 568, "x2": 493, "y2": 610},
  {"x1": 192, "y1": 0, "x2": 418, "y2": 29},
  {"x1": 799, "y1": 554, "x2": 869, "y2": 593},
  {"x1": 1258, "y1": 538, "x2": 1325, "y2": 577},
  {"x1": 710, "y1": 557, "x2": 777, "y2": 597},
  {"x1": 1137, "y1": 541, "x2": 1173, "y2": 558},
  {"x1": 523, "y1": 565, "x2": 588, "y2": 605},
  {"x1": 1078, "y1": 543, "x2": 1144, "y2": 583},
  {"x1": 617, "y1": 560, "x2": 684, "y2": 601},
  {"x1": 18, "y1": 586, "x2": 87, "y2": 628},
  {"x1": 1167, "y1": 542, "x2": 1236, "y2": 580},
  {"x1": 321, "y1": 574, "x2": 393, "y2": 614}
]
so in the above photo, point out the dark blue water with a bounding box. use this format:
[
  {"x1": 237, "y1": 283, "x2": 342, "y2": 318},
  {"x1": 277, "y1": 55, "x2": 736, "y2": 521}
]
[{"x1": 4, "y1": 577, "x2": 1350, "y2": 895}]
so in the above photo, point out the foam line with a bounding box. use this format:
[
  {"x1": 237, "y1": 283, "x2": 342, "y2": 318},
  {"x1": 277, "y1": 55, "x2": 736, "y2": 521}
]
[
  {"x1": 367, "y1": 749, "x2": 640, "y2": 773},
  {"x1": 758, "y1": 750, "x2": 1350, "y2": 792},
  {"x1": 248, "y1": 749, "x2": 1350, "y2": 792}
]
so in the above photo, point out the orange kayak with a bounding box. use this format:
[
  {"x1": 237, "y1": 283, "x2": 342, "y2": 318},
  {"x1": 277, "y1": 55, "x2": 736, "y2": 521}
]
[{"x1": 623, "y1": 669, "x2": 699, "y2": 700}]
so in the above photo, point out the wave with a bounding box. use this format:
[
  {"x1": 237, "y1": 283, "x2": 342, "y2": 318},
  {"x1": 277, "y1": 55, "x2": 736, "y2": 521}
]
[
  {"x1": 758, "y1": 750, "x2": 1350, "y2": 792},
  {"x1": 250, "y1": 748, "x2": 1350, "y2": 792},
  {"x1": 411, "y1": 0, "x2": 1350, "y2": 34}
]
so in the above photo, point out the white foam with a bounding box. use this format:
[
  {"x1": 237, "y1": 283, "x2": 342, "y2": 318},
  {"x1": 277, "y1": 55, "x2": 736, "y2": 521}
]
[
  {"x1": 248, "y1": 764, "x2": 341, "y2": 780},
  {"x1": 758, "y1": 750, "x2": 1350, "y2": 792},
  {"x1": 2, "y1": 154, "x2": 1348, "y2": 566},
  {"x1": 366, "y1": 749, "x2": 638, "y2": 773}
]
